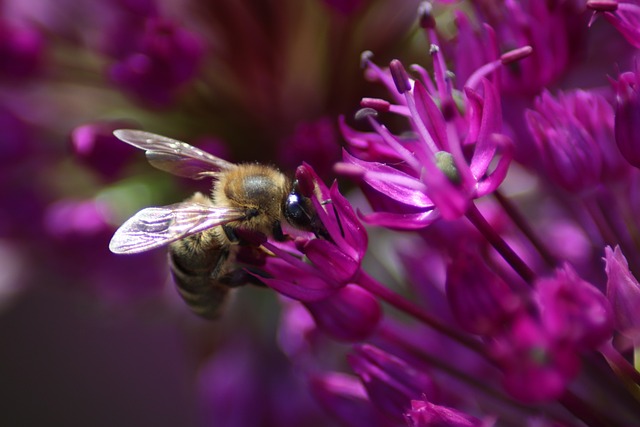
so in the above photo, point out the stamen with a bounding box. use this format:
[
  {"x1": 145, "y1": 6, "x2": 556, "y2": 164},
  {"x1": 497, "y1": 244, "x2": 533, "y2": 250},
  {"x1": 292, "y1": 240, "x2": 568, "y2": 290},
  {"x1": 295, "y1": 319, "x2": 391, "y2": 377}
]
[
  {"x1": 464, "y1": 46, "x2": 532, "y2": 90},
  {"x1": 418, "y1": 1, "x2": 436, "y2": 29},
  {"x1": 360, "y1": 50, "x2": 374, "y2": 69},
  {"x1": 500, "y1": 46, "x2": 533, "y2": 65},
  {"x1": 586, "y1": 0, "x2": 618, "y2": 12},
  {"x1": 360, "y1": 98, "x2": 391, "y2": 112},
  {"x1": 355, "y1": 107, "x2": 378, "y2": 121},
  {"x1": 389, "y1": 59, "x2": 412, "y2": 94}
]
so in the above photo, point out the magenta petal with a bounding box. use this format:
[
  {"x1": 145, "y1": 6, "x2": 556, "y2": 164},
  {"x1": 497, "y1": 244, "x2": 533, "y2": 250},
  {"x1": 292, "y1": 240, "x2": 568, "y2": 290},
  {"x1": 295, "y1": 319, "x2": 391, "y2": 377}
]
[
  {"x1": 256, "y1": 259, "x2": 340, "y2": 302},
  {"x1": 422, "y1": 167, "x2": 471, "y2": 220},
  {"x1": 359, "y1": 210, "x2": 439, "y2": 230},
  {"x1": 258, "y1": 275, "x2": 338, "y2": 302},
  {"x1": 465, "y1": 80, "x2": 502, "y2": 175},
  {"x1": 343, "y1": 151, "x2": 432, "y2": 208},
  {"x1": 305, "y1": 239, "x2": 359, "y2": 285},
  {"x1": 329, "y1": 183, "x2": 368, "y2": 258},
  {"x1": 413, "y1": 80, "x2": 448, "y2": 150},
  {"x1": 475, "y1": 136, "x2": 513, "y2": 196}
]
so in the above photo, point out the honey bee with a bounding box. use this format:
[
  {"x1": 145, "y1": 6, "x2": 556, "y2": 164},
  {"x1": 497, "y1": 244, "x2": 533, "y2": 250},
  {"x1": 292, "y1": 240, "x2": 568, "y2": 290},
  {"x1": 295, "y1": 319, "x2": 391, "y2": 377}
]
[{"x1": 109, "y1": 129, "x2": 322, "y2": 319}]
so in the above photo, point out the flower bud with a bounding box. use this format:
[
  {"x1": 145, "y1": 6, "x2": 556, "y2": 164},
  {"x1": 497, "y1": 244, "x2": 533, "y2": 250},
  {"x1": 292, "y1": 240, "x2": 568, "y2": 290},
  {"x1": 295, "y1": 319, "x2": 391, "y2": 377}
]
[
  {"x1": 304, "y1": 284, "x2": 381, "y2": 342},
  {"x1": 71, "y1": 121, "x2": 138, "y2": 181},
  {"x1": 446, "y1": 250, "x2": 523, "y2": 336},
  {"x1": 536, "y1": 264, "x2": 614, "y2": 350},
  {"x1": 309, "y1": 372, "x2": 385, "y2": 427},
  {"x1": 0, "y1": 21, "x2": 45, "y2": 80},
  {"x1": 613, "y1": 70, "x2": 640, "y2": 169},
  {"x1": 348, "y1": 344, "x2": 437, "y2": 422},
  {"x1": 604, "y1": 245, "x2": 640, "y2": 342},
  {"x1": 526, "y1": 90, "x2": 603, "y2": 192},
  {"x1": 491, "y1": 315, "x2": 580, "y2": 403}
]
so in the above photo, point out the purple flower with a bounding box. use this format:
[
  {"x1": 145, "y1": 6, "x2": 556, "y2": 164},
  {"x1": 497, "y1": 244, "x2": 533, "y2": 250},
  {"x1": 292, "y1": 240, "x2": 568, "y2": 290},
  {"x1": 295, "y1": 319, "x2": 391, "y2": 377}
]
[
  {"x1": 339, "y1": 49, "x2": 517, "y2": 228},
  {"x1": 43, "y1": 198, "x2": 113, "y2": 239},
  {"x1": 588, "y1": 0, "x2": 640, "y2": 48},
  {"x1": 604, "y1": 245, "x2": 640, "y2": 342},
  {"x1": 611, "y1": 63, "x2": 640, "y2": 169},
  {"x1": 309, "y1": 372, "x2": 387, "y2": 427},
  {"x1": 568, "y1": 89, "x2": 627, "y2": 182},
  {"x1": 405, "y1": 400, "x2": 485, "y2": 427},
  {"x1": 535, "y1": 264, "x2": 614, "y2": 350},
  {"x1": 71, "y1": 121, "x2": 139, "y2": 181},
  {"x1": 108, "y1": 17, "x2": 205, "y2": 107},
  {"x1": 446, "y1": 249, "x2": 524, "y2": 336},
  {"x1": 257, "y1": 164, "x2": 367, "y2": 301},
  {"x1": 462, "y1": 1, "x2": 587, "y2": 97},
  {"x1": 304, "y1": 284, "x2": 381, "y2": 342},
  {"x1": 525, "y1": 90, "x2": 604, "y2": 193},
  {"x1": 491, "y1": 314, "x2": 580, "y2": 403},
  {"x1": 0, "y1": 19, "x2": 45, "y2": 81},
  {"x1": 347, "y1": 344, "x2": 438, "y2": 422}
]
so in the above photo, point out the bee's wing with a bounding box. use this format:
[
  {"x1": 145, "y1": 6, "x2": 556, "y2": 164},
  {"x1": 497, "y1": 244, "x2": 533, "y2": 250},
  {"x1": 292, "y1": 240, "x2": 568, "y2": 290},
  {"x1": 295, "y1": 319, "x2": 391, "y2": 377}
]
[
  {"x1": 113, "y1": 129, "x2": 236, "y2": 179},
  {"x1": 109, "y1": 202, "x2": 245, "y2": 254}
]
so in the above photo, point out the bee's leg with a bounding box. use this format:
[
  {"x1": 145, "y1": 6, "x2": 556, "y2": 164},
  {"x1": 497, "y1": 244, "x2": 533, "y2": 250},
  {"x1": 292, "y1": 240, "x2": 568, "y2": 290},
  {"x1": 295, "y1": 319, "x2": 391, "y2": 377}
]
[
  {"x1": 222, "y1": 225, "x2": 239, "y2": 243},
  {"x1": 272, "y1": 220, "x2": 287, "y2": 241}
]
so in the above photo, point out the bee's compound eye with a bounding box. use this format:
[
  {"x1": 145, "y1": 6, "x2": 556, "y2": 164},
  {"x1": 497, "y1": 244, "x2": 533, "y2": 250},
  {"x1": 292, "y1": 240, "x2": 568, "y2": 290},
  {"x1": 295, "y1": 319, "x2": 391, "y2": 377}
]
[{"x1": 284, "y1": 192, "x2": 312, "y2": 230}]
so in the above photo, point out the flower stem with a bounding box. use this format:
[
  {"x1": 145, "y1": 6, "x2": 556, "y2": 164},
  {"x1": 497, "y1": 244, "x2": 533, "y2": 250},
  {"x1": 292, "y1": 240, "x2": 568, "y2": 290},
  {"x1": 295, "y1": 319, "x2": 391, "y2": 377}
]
[
  {"x1": 493, "y1": 190, "x2": 558, "y2": 268},
  {"x1": 465, "y1": 203, "x2": 536, "y2": 285},
  {"x1": 357, "y1": 271, "x2": 485, "y2": 356}
]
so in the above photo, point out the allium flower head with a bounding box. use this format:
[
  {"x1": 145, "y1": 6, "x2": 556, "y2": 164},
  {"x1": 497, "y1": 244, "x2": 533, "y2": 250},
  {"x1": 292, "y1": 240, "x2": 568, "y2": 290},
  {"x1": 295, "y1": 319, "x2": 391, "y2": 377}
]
[
  {"x1": 339, "y1": 41, "x2": 522, "y2": 228},
  {"x1": 455, "y1": 0, "x2": 586, "y2": 96}
]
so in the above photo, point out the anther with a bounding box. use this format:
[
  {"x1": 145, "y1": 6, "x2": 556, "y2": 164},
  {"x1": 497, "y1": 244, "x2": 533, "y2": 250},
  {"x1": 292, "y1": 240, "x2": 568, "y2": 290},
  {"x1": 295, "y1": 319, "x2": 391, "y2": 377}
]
[
  {"x1": 586, "y1": 1, "x2": 618, "y2": 12},
  {"x1": 418, "y1": 1, "x2": 436, "y2": 29},
  {"x1": 360, "y1": 50, "x2": 374, "y2": 69},
  {"x1": 500, "y1": 46, "x2": 533, "y2": 65},
  {"x1": 389, "y1": 59, "x2": 411, "y2": 94},
  {"x1": 355, "y1": 107, "x2": 378, "y2": 121},
  {"x1": 360, "y1": 98, "x2": 390, "y2": 112}
]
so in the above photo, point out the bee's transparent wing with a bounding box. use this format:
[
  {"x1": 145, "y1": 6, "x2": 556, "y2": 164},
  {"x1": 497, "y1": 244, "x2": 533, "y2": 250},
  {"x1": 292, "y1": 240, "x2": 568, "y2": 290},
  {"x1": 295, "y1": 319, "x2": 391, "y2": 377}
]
[
  {"x1": 109, "y1": 202, "x2": 245, "y2": 254},
  {"x1": 113, "y1": 129, "x2": 236, "y2": 179}
]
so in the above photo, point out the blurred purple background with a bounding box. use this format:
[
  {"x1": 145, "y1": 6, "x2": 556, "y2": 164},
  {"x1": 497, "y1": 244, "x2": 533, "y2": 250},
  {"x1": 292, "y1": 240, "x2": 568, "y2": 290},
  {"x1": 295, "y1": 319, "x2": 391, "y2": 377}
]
[{"x1": 0, "y1": 0, "x2": 424, "y2": 425}]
